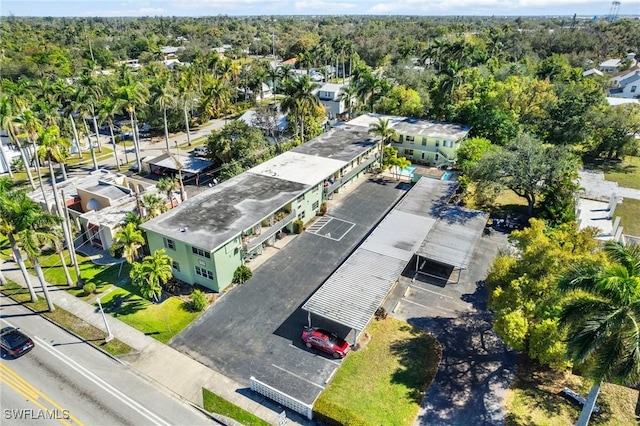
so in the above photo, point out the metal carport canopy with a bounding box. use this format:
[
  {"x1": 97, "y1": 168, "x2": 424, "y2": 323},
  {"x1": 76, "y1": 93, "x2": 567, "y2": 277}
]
[
  {"x1": 302, "y1": 210, "x2": 435, "y2": 332},
  {"x1": 415, "y1": 206, "x2": 488, "y2": 270}
]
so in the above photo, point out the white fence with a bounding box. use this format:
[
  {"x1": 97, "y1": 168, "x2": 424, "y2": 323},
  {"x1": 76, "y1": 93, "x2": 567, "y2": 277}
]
[{"x1": 249, "y1": 376, "x2": 314, "y2": 420}]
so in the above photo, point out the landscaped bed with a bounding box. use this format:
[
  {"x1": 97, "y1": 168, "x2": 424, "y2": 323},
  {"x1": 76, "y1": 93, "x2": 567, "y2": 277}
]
[
  {"x1": 504, "y1": 356, "x2": 638, "y2": 425},
  {"x1": 314, "y1": 317, "x2": 441, "y2": 425},
  {"x1": 98, "y1": 281, "x2": 203, "y2": 344}
]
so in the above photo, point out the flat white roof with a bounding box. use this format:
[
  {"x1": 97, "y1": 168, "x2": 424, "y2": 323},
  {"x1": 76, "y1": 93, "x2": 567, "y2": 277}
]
[
  {"x1": 600, "y1": 59, "x2": 622, "y2": 67},
  {"x1": 345, "y1": 113, "x2": 405, "y2": 130},
  {"x1": 248, "y1": 151, "x2": 346, "y2": 186},
  {"x1": 607, "y1": 97, "x2": 640, "y2": 106}
]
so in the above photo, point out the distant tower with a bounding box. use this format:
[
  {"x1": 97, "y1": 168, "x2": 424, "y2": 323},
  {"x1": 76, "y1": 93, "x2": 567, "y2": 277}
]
[{"x1": 608, "y1": 1, "x2": 621, "y2": 21}]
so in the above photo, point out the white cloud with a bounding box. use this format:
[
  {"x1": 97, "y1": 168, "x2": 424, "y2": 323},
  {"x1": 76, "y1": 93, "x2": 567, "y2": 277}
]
[{"x1": 294, "y1": 1, "x2": 359, "y2": 11}]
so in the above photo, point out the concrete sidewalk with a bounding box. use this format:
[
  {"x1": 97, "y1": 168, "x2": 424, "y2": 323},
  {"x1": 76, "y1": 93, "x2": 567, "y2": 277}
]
[{"x1": 0, "y1": 261, "x2": 306, "y2": 426}]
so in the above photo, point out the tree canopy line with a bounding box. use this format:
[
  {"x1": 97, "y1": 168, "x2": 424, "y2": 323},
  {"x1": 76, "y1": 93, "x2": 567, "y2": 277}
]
[{"x1": 2, "y1": 16, "x2": 640, "y2": 421}]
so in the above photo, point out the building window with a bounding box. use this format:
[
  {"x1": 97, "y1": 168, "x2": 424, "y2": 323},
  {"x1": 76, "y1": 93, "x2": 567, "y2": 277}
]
[
  {"x1": 631, "y1": 85, "x2": 637, "y2": 93},
  {"x1": 164, "y1": 238, "x2": 175, "y2": 250},
  {"x1": 444, "y1": 140, "x2": 453, "y2": 148},
  {"x1": 406, "y1": 135, "x2": 415, "y2": 143},
  {"x1": 421, "y1": 152, "x2": 425, "y2": 160},
  {"x1": 172, "y1": 261, "x2": 180, "y2": 272},
  {"x1": 192, "y1": 247, "x2": 211, "y2": 259},
  {"x1": 435, "y1": 140, "x2": 440, "y2": 147},
  {"x1": 312, "y1": 201, "x2": 319, "y2": 210},
  {"x1": 298, "y1": 211, "x2": 306, "y2": 220},
  {"x1": 195, "y1": 266, "x2": 214, "y2": 280},
  {"x1": 421, "y1": 139, "x2": 427, "y2": 146},
  {"x1": 435, "y1": 154, "x2": 439, "y2": 161},
  {"x1": 404, "y1": 149, "x2": 414, "y2": 156}
]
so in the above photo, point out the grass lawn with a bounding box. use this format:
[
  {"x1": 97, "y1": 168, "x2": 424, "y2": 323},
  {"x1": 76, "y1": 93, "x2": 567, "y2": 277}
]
[
  {"x1": 314, "y1": 317, "x2": 442, "y2": 425},
  {"x1": 505, "y1": 357, "x2": 638, "y2": 425},
  {"x1": 66, "y1": 146, "x2": 114, "y2": 166},
  {"x1": 202, "y1": 389, "x2": 270, "y2": 426},
  {"x1": 98, "y1": 281, "x2": 201, "y2": 344},
  {"x1": 616, "y1": 198, "x2": 640, "y2": 237},
  {"x1": 0, "y1": 281, "x2": 132, "y2": 356},
  {"x1": 603, "y1": 156, "x2": 640, "y2": 190}
]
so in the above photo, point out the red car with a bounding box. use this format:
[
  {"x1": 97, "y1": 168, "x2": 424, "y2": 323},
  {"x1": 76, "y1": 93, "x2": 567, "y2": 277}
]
[{"x1": 301, "y1": 327, "x2": 350, "y2": 358}]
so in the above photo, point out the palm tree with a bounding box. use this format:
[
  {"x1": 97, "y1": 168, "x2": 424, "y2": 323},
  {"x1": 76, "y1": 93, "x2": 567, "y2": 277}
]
[
  {"x1": 116, "y1": 71, "x2": 148, "y2": 170},
  {"x1": 97, "y1": 95, "x2": 122, "y2": 170},
  {"x1": 142, "y1": 193, "x2": 168, "y2": 219},
  {"x1": 199, "y1": 76, "x2": 230, "y2": 121},
  {"x1": 15, "y1": 194, "x2": 61, "y2": 312},
  {"x1": 150, "y1": 71, "x2": 176, "y2": 151},
  {"x1": 281, "y1": 76, "x2": 321, "y2": 143},
  {"x1": 110, "y1": 222, "x2": 145, "y2": 264},
  {"x1": 70, "y1": 86, "x2": 99, "y2": 171},
  {"x1": 130, "y1": 249, "x2": 172, "y2": 303},
  {"x1": 558, "y1": 242, "x2": 640, "y2": 426},
  {"x1": 37, "y1": 125, "x2": 81, "y2": 287},
  {"x1": 369, "y1": 118, "x2": 396, "y2": 171},
  {"x1": 339, "y1": 83, "x2": 359, "y2": 118},
  {"x1": 177, "y1": 68, "x2": 197, "y2": 146},
  {"x1": 16, "y1": 109, "x2": 50, "y2": 203},
  {"x1": 156, "y1": 177, "x2": 179, "y2": 208}
]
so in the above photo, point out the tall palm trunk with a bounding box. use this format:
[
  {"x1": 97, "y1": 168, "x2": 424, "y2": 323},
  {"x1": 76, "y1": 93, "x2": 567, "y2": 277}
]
[
  {"x1": 128, "y1": 111, "x2": 142, "y2": 172},
  {"x1": 57, "y1": 249, "x2": 73, "y2": 287},
  {"x1": 91, "y1": 108, "x2": 103, "y2": 153},
  {"x1": 82, "y1": 119, "x2": 98, "y2": 170},
  {"x1": 32, "y1": 256, "x2": 54, "y2": 312},
  {"x1": 31, "y1": 141, "x2": 50, "y2": 209},
  {"x1": 0, "y1": 141, "x2": 13, "y2": 178},
  {"x1": 183, "y1": 104, "x2": 192, "y2": 146},
  {"x1": 60, "y1": 188, "x2": 82, "y2": 287},
  {"x1": 576, "y1": 383, "x2": 600, "y2": 426},
  {"x1": 60, "y1": 161, "x2": 68, "y2": 180},
  {"x1": 163, "y1": 106, "x2": 170, "y2": 151},
  {"x1": 15, "y1": 137, "x2": 35, "y2": 189},
  {"x1": 9, "y1": 234, "x2": 37, "y2": 302},
  {"x1": 69, "y1": 114, "x2": 83, "y2": 158},
  {"x1": 48, "y1": 160, "x2": 81, "y2": 287},
  {"x1": 108, "y1": 120, "x2": 121, "y2": 171}
]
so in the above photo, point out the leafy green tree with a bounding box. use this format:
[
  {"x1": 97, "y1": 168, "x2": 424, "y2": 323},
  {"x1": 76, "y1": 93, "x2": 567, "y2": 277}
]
[
  {"x1": 487, "y1": 219, "x2": 600, "y2": 368},
  {"x1": 233, "y1": 265, "x2": 252, "y2": 284},
  {"x1": 110, "y1": 222, "x2": 145, "y2": 264},
  {"x1": 456, "y1": 137, "x2": 494, "y2": 174},
  {"x1": 558, "y1": 242, "x2": 640, "y2": 425},
  {"x1": 281, "y1": 75, "x2": 321, "y2": 142},
  {"x1": 191, "y1": 289, "x2": 207, "y2": 311},
  {"x1": 376, "y1": 85, "x2": 423, "y2": 117},
  {"x1": 130, "y1": 249, "x2": 173, "y2": 303},
  {"x1": 206, "y1": 120, "x2": 269, "y2": 169},
  {"x1": 471, "y1": 133, "x2": 578, "y2": 217},
  {"x1": 589, "y1": 104, "x2": 640, "y2": 159},
  {"x1": 142, "y1": 193, "x2": 168, "y2": 219}
]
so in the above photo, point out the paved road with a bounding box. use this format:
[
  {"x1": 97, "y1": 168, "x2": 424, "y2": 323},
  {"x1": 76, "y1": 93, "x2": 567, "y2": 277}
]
[
  {"x1": 170, "y1": 176, "x2": 410, "y2": 405},
  {"x1": 0, "y1": 293, "x2": 214, "y2": 426},
  {"x1": 387, "y1": 230, "x2": 517, "y2": 426}
]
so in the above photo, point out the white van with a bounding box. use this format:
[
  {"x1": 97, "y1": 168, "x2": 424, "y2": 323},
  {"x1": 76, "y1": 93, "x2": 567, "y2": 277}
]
[{"x1": 192, "y1": 146, "x2": 208, "y2": 157}]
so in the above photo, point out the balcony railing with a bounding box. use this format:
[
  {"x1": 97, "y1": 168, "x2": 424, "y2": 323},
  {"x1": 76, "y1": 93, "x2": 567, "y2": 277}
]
[
  {"x1": 324, "y1": 155, "x2": 376, "y2": 195},
  {"x1": 244, "y1": 210, "x2": 296, "y2": 251}
]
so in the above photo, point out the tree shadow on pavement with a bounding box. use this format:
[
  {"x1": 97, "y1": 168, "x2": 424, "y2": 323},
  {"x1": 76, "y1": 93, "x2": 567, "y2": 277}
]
[{"x1": 409, "y1": 281, "x2": 517, "y2": 426}]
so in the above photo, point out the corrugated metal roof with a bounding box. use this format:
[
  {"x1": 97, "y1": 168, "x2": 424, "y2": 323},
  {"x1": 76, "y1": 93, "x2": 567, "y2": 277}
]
[
  {"x1": 302, "y1": 249, "x2": 408, "y2": 332},
  {"x1": 416, "y1": 206, "x2": 487, "y2": 269},
  {"x1": 303, "y1": 177, "x2": 488, "y2": 332},
  {"x1": 302, "y1": 209, "x2": 434, "y2": 332}
]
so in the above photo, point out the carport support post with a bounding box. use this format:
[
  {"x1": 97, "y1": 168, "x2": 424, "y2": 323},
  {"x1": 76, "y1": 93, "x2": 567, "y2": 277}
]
[
  {"x1": 354, "y1": 329, "x2": 360, "y2": 346},
  {"x1": 307, "y1": 311, "x2": 312, "y2": 329}
]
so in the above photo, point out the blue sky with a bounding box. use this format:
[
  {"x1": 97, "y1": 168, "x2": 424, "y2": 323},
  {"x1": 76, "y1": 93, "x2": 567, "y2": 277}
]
[{"x1": 2, "y1": 0, "x2": 639, "y2": 17}]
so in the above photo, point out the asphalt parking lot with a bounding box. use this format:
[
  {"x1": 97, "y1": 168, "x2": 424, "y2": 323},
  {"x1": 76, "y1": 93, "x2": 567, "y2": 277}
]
[
  {"x1": 385, "y1": 229, "x2": 517, "y2": 426},
  {"x1": 170, "y1": 176, "x2": 410, "y2": 405}
]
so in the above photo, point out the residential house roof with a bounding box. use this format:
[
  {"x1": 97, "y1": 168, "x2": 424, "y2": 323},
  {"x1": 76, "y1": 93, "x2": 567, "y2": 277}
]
[
  {"x1": 161, "y1": 46, "x2": 179, "y2": 55},
  {"x1": 607, "y1": 97, "x2": 640, "y2": 106},
  {"x1": 600, "y1": 58, "x2": 622, "y2": 68},
  {"x1": 583, "y1": 68, "x2": 604, "y2": 77},
  {"x1": 145, "y1": 153, "x2": 213, "y2": 174}
]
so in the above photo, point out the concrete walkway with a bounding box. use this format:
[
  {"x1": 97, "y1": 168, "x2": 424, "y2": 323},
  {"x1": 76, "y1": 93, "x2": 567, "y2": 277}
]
[
  {"x1": 0, "y1": 260, "x2": 304, "y2": 426},
  {"x1": 578, "y1": 170, "x2": 640, "y2": 201}
]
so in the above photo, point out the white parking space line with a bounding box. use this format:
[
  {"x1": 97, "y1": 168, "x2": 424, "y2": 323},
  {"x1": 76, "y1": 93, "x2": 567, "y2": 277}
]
[
  {"x1": 287, "y1": 345, "x2": 342, "y2": 366},
  {"x1": 270, "y1": 364, "x2": 326, "y2": 390},
  {"x1": 307, "y1": 217, "x2": 356, "y2": 242},
  {"x1": 401, "y1": 298, "x2": 456, "y2": 312},
  {"x1": 410, "y1": 283, "x2": 455, "y2": 299}
]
